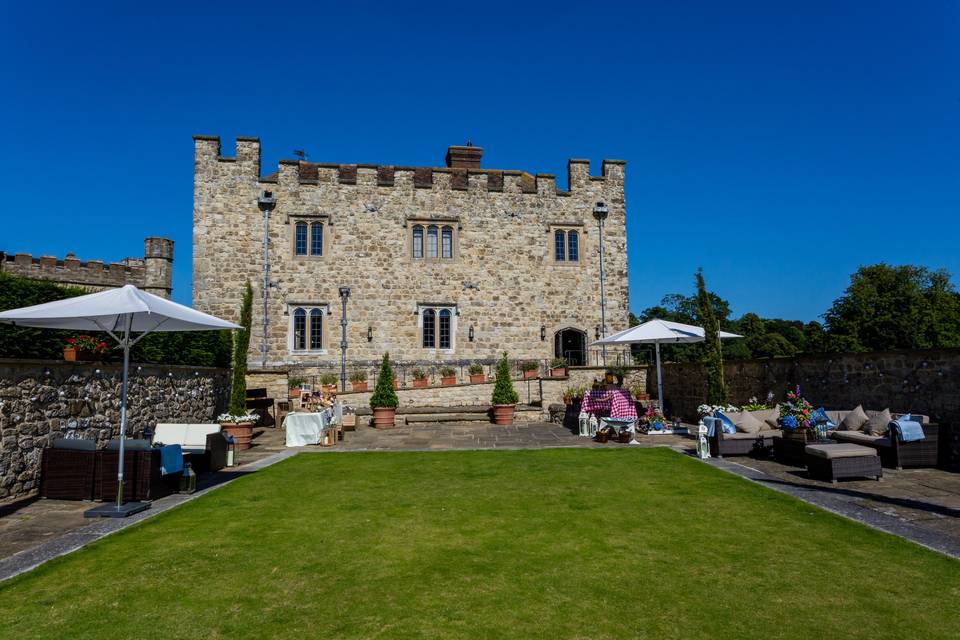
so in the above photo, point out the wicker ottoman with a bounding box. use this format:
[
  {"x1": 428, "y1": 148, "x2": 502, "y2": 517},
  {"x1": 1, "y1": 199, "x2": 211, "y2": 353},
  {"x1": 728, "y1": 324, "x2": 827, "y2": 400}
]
[{"x1": 805, "y1": 443, "x2": 882, "y2": 484}]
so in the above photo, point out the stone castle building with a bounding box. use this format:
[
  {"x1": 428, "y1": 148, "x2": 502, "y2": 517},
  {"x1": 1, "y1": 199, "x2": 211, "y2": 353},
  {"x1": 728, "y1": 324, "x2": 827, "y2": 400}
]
[
  {"x1": 192, "y1": 136, "x2": 629, "y2": 374},
  {"x1": 1, "y1": 237, "x2": 174, "y2": 298}
]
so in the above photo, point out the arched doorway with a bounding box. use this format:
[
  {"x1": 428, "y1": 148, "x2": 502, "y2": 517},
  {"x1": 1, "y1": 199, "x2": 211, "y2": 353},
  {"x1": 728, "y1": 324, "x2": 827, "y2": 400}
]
[{"x1": 554, "y1": 327, "x2": 586, "y2": 366}]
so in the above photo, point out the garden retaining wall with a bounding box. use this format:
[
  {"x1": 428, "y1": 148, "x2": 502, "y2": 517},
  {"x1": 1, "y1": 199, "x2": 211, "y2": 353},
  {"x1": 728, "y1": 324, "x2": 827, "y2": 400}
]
[{"x1": 0, "y1": 359, "x2": 231, "y2": 501}]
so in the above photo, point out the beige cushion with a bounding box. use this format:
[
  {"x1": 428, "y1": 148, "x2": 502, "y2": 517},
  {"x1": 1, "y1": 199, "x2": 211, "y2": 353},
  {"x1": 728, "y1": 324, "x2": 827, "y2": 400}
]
[
  {"x1": 154, "y1": 423, "x2": 222, "y2": 449},
  {"x1": 735, "y1": 411, "x2": 766, "y2": 434},
  {"x1": 826, "y1": 410, "x2": 844, "y2": 426},
  {"x1": 749, "y1": 408, "x2": 780, "y2": 429},
  {"x1": 722, "y1": 432, "x2": 764, "y2": 440},
  {"x1": 831, "y1": 430, "x2": 888, "y2": 446},
  {"x1": 838, "y1": 405, "x2": 869, "y2": 431},
  {"x1": 864, "y1": 409, "x2": 891, "y2": 436},
  {"x1": 805, "y1": 443, "x2": 878, "y2": 460},
  {"x1": 757, "y1": 429, "x2": 782, "y2": 438}
]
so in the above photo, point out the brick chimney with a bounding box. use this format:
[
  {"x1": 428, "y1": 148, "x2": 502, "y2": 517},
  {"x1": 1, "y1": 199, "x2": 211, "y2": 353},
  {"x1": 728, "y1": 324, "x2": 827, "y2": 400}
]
[{"x1": 446, "y1": 143, "x2": 482, "y2": 169}]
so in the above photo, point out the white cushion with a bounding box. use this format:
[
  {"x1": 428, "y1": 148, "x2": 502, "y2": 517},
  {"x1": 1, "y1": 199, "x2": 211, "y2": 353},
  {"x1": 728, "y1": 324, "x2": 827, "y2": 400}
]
[{"x1": 154, "y1": 424, "x2": 221, "y2": 448}]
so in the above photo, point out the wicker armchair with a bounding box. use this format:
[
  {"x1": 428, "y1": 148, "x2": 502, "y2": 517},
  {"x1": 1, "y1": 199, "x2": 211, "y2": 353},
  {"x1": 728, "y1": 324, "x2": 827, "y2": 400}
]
[
  {"x1": 94, "y1": 440, "x2": 179, "y2": 502},
  {"x1": 40, "y1": 438, "x2": 98, "y2": 500}
]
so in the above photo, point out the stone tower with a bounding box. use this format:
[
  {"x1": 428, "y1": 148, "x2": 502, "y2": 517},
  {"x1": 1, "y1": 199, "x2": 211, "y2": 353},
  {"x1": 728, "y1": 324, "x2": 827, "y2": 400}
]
[{"x1": 143, "y1": 237, "x2": 174, "y2": 298}]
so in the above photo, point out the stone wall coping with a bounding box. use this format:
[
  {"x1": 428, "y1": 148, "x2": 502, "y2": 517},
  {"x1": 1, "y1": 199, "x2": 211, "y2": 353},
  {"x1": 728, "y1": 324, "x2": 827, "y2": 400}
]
[{"x1": 0, "y1": 358, "x2": 229, "y2": 373}]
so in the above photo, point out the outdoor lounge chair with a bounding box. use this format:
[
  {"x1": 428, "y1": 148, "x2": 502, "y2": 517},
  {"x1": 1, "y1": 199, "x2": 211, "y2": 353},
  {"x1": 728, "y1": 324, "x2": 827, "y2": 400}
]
[
  {"x1": 40, "y1": 438, "x2": 98, "y2": 500},
  {"x1": 94, "y1": 439, "x2": 180, "y2": 502}
]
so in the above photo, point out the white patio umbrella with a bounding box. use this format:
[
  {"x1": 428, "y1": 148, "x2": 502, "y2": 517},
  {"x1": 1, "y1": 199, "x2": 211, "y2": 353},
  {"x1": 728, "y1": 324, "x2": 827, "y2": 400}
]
[
  {"x1": 591, "y1": 319, "x2": 741, "y2": 412},
  {"x1": 0, "y1": 285, "x2": 239, "y2": 517}
]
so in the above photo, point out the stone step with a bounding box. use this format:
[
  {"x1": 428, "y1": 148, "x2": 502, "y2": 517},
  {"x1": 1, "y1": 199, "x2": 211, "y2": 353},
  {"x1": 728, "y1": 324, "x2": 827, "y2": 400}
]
[
  {"x1": 356, "y1": 404, "x2": 539, "y2": 416},
  {"x1": 404, "y1": 412, "x2": 491, "y2": 424}
]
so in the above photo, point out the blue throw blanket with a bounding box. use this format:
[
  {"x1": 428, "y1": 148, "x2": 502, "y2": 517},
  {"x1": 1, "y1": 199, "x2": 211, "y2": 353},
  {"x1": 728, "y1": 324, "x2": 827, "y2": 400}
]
[
  {"x1": 889, "y1": 419, "x2": 925, "y2": 443},
  {"x1": 159, "y1": 444, "x2": 184, "y2": 475}
]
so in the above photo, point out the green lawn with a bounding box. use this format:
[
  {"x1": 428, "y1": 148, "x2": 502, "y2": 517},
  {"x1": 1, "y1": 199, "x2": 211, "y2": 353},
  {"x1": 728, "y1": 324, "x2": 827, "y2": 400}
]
[{"x1": 1, "y1": 448, "x2": 958, "y2": 639}]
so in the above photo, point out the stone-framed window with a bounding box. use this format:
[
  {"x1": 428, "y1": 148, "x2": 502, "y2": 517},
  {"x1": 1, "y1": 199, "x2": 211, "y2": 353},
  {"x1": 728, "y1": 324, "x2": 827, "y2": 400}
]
[
  {"x1": 410, "y1": 221, "x2": 457, "y2": 261},
  {"x1": 288, "y1": 304, "x2": 329, "y2": 353},
  {"x1": 418, "y1": 304, "x2": 456, "y2": 351},
  {"x1": 551, "y1": 226, "x2": 582, "y2": 264},
  {"x1": 290, "y1": 216, "x2": 328, "y2": 259}
]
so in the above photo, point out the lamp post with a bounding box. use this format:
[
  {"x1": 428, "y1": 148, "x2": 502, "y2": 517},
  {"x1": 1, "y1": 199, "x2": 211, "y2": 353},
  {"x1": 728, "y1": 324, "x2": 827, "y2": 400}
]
[
  {"x1": 338, "y1": 286, "x2": 350, "y2": 392},
  {"x1": 257, "y1": 191, "x2": 277, "y2": 368},
  {"x1": 593, "y1": 201, "x2": 609, "y2": 366}
]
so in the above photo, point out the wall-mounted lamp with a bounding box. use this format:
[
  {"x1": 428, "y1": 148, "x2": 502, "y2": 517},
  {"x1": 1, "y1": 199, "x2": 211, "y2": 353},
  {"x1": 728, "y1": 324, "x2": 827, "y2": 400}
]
[
  {"x1": 367, "y1": 326, "x2": 373, "y2": 342},
  {"x1": 540, "y1": 325, "x2": 546, "y2": 341},
  {"x1": 595, "y1": 325, "x2": 601, "y2": 340},
  {"x1": 469, "y1": 325, "x2": 475, "y2": 342},
  {"x1": 282, "y1": 306, "x2": 289, "y2": 317}
]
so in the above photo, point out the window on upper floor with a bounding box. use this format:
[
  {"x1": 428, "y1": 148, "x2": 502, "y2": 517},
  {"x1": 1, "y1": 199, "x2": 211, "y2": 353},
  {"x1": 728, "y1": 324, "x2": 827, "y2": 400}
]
[
  {"x1": 292, "y1": 217, "x2": 327, "y2": 258},
  {"x1": 552, "y1": 227, "x2": 581, "y2": 264},
  {"x1": 411, "y1": 222, "x2": 457, "y2": 261}
]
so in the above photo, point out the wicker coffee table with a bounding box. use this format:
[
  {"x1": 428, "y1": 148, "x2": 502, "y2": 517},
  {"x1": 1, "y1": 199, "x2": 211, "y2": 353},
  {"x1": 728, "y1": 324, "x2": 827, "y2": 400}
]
[{"x1": 804, "y1": 443, "x2": 882, "y2": 484}]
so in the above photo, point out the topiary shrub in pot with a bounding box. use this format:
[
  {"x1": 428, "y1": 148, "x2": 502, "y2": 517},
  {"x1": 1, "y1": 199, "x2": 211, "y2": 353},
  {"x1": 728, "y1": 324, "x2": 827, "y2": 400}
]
[
  {"x1": 491, "y1": 352, "x2": 520, "y2": 425},
  {"x1": 468, "y1": 363, "x2": 485, "y2": 384},
  {"x1": 370, "y1": 353, "x2": 399, "y2": 428},
  {"x1": 320, "y1": 372, "x2": 338, "y2": 394},
  {"x1": 520, "y1": 360, "x2": 539, "y2": 379}
]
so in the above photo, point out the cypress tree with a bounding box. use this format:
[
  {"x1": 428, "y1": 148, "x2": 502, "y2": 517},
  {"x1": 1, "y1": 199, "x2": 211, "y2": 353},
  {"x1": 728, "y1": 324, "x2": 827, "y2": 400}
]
[
  {"x1": 695, "y1": 269, "x2": 728, "y2": 405},
  {"x1": 228, "y1": 281, "x2": 253, "y2": 416},
  {"x1": 369, "y1": 353, "x2": 399, "y2": 409},
  {"x1": 491, "y1": 352, "x2": 519, "y2": 405}
]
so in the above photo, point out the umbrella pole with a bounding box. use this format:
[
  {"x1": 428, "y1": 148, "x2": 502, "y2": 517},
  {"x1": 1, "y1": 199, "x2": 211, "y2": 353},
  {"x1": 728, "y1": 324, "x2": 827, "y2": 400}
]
[
  {"x1": 115, "y1": 314, "x2": 132, "y2": 510},
  {"x1": 655, "y1": 341, "x2": 664, "y2": 412}
]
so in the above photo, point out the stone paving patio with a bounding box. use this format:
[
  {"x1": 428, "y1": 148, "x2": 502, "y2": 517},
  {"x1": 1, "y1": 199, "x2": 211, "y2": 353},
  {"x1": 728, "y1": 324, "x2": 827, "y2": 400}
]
[{"x1": 1, "y1": 420, "x2": 958, "y2": 582}]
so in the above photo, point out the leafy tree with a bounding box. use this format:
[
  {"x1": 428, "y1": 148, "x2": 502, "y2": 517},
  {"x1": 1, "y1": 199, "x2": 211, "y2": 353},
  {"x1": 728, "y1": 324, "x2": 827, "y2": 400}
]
[
  {"x1": 824, "y1": 264, "x2": 960, "y2": 351},
  {"x1": 695, "y1": 269, "x2": 728, "y2": 404},
  {"x1": 369, "y1": 353, "x2": 399, "y2": 409},
  {"x1": 491, "y1": 352, "x2": 519, "y2": 405},
  {"x1": 228, "y1": 282, "x2": 253, "y2": 415}
]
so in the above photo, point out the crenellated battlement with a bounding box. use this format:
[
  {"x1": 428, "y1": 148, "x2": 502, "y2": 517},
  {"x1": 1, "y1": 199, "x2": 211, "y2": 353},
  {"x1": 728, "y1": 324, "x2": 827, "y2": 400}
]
[
  {"x1": 1, "y1": 237, "x2": 174, "y2": 298},
  {"x1": 193, "y1": 135, "x2": 624, "y2": 197}
]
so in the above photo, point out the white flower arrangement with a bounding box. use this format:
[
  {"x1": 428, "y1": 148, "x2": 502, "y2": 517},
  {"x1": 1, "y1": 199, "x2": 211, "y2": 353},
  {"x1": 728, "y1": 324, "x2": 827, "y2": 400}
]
[
  {"x1": 217, "y1": 412, "x2": 259, "y2": 424},
  {"x1": 697, "y1": 404, "x2": 740, "y2": 416}
]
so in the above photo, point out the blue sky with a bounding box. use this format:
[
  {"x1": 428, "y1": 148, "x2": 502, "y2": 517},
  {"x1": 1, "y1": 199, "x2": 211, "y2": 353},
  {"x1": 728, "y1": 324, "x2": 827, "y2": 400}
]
[{"x1": 2, "y1": 1, "x2": 957, "y2": 322}]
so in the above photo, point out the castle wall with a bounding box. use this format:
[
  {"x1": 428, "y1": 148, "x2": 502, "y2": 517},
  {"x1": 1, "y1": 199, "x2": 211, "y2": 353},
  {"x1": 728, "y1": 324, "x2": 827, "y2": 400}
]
[
  {"x1": 0, "y1": 237, "x2": 174, "y2": 298},
  {"x1": 193, "y1": 136, "x2": 630, "y2": 369}
]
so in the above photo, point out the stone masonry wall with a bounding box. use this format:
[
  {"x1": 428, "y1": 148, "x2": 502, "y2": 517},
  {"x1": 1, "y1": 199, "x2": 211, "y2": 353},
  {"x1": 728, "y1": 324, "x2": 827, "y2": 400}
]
[
  {"x1": 193, "y1": 136, "x2": 630, "y2": 370},
  {"x1": 652, "y1": 348, "x2": 960, "y2": 431},
  {"x1": 0, "y1": 359, "x2": 230, "y2": 501},
  {"x1": 0, "y1": 237, "x2": 175, "y2": 298}
]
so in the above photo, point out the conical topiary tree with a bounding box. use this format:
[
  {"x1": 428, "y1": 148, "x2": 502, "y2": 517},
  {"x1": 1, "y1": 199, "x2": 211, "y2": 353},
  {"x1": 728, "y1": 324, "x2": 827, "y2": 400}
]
[
  {"x1": 370, "y1": 353, "x2": 399, "y2": 428},
  {"x1": 491, "y1": 351, "x2": 519, "y2": 424},
  {"x1": 370, "y1": 353, "x2": 399, "y2": 409},
  {"x1": 228, "y1": 281, "x2": 253, "y2": 417}
]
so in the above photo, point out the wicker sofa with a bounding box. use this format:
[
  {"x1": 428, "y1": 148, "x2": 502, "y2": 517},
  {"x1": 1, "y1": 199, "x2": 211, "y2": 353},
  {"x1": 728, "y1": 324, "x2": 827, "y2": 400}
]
[
  {"x1": 94, "y1": 439, "x2": 181, "y2": 502},
  {"x1": 826, "y1": 410, "x2": 938, "y2": 469},
  {"x1": 40, "y1": 438, "x2": 98, "y2": 500},
  {"x1": 152, "y1": 424, "x2": 228, "y2": 473},
  {"x1": 705, "y1": 409, "x2": 782, "y2": 458}
]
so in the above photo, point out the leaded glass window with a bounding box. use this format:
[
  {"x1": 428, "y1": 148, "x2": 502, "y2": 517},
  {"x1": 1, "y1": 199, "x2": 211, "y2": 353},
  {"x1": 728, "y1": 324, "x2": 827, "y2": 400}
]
[
  {"x1": 439, "y1": 309, "x2": 451, "y2": 349},
  {"x1": 567, "y1": 230, "x2": 579, "y2": 262},
  {"x1": 311, "y1": 223, "x2": 323, "y2": 256},
  {"x1": 422, "y1": 309, "x2": 436, "y2": 348},
  {"x1": 295, "y1": 222, "x2": 308, "y2": 256},
  {"x1": 554, "y1": 230, "x2": 565, "y2": 261}
]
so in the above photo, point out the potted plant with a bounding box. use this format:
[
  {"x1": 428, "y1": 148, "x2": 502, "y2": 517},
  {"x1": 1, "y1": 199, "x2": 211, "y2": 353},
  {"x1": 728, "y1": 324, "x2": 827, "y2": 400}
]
[
  {"x1": 320, "y1": 373, "x2": 339, "y2": 394},
  {"x1": 491, "y1": 352, "x2": 520, "y2": 425},
  {"x1": 439, "y1": 366, "x2": 457, "y2": 386},
  {"x1": 468, "y1": 363, "x2": 486, "y2": 384},
  {"x1": 412, "y1": 368, "x2": 429, "y2": 388},
  {"x1": 218, "y1": 412, "x2": 259, "y2": 450},
  {"x1": 370, "y1": 353, "x2": 399, "y2": 428},
  {"x1": 288, "y1": 376, "x2": 306, "y2": 398},
  {"x1": 349, "y1": 370, "x2": 368, "y2": 392},
  {"x1": 63, "y1": 335, "x2": 108, "y2": 361},
  {"x1": 778, "y1": 385, "x2": 817, "y2": 442},
  {"x1": 520, "y1": 360, "x2": 539, "y2": 380},
  {"x1": 605, "y1": 366, "x2": 627, "y2": 386},
  {"x1": 549, "y1": 357, "x2": 567, "y2": 378},
  {"x1": 561, "y1": 386, "x2": 578, "y2": 406}
]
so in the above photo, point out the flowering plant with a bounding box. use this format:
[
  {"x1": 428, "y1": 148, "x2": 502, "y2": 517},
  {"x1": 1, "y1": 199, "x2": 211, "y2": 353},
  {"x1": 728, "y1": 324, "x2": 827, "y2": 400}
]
[
  {"x1": 65, "y1": 335, "x2": 108, "y2": 354},
  {"x1": 698, "y1": 403, "x2": 739, "y2": 416},
  {"x1": 641, "y1": 405, "x2": 668, "y2": 429},
  {"x1": 778, "y1": 385, "x2": 814, "y2": 430},
  {"x1": 217, "y1": 412, "x2": 259, "y2": 424}
]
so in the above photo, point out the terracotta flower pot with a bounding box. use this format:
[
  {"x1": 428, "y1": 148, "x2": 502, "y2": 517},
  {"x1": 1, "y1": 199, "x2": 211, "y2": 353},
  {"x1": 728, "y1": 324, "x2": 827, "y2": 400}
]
[
  {"x1": 550, "y1": 367, "x2": 566, "y2": 378},
  {"x1": 63, "y1": 347, "x2": 98, "y2": 362},
  {"x1": 441, "y1": 376, "x2": 456, "y2": 386},
  {"x1": 393, "y1": 380, "x2": 400, "y2": 390},
  {"x1": 469, "y1": 373, "x2": 486, "y2": 384},
  {"x1": 322, "y1": 384, "x2": 337, "y2": 394},
  {"x1": 413, "y1": 378, "x2": 428, "y2": 388},
  {"x1": 492, "y1": 404, "x2": 516, "y2": 425},
  {"x1": 221, "y1": 422, "x2": 254, "y2": 450},
  {"x1": 290, "y1": 388, "x2": 301, "y2": 398},
  {"x1": 372, "y1": 407, "x2": 396, "y2": 429},
  {"x1": 351, "y1": 381, "x2": 368, "y2": 392},
  {"x1": 523, "y1": 370, "x2": 538, "y2": 380}
]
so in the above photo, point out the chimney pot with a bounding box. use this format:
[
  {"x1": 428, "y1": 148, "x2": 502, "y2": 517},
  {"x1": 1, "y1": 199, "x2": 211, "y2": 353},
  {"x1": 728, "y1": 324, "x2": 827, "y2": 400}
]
[{"x1": 446, "y1": 144, "x2": 483, "y2": 169}]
